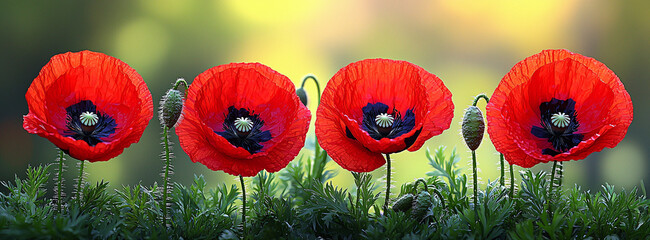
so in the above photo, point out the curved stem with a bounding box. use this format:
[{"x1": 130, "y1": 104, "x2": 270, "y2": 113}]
[
  {"x1": 472, "y1": 94, "x2": 490, "y2": 107},
  {"x1": 239, "y1": 175, "x2": 247, "y2": 238},
  {"x1": 414, "y1": 178, "x2": 428, "y2": 192},
  {"x1": 472, "y1": 150, "x2": 479, "y2": 222},
  {"x1": 500, "y1": 153, "x2": 505, "y2": 187},
  {"x1": 173, "y1": 78, "x2": 188, "y2": 91},
  {"x1": 383, "y1": 154, "x2": 392, "y2": 212},
  {"x1": 300, "y1": 75, "x2": 321, "y2": 105},
  {"x1": 509, "y1": 164, "x2": 515, "y2": 199},
  {"x1": 431, "y1": 188, "x2": 446, "y2": 209},
  {"x1": 300, "y1": 75, "x2": 325, "y2": 180},
  {"x1": 57, "y1": 150, "x2": 64, "y2": 213},
  {"x1": 76, "y1": 160, "x2": 85, "y2": 201},
  {"x1": 162, "y1": 125, "x2": 171, "y2": 227}
]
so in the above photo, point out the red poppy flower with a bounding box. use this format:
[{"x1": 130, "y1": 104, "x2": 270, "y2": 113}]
[
  {"x1": 23, "y1": 50, "x2": 153, "y2": 162},
  {"x1": 175, "y1": 63, "x2": 311, "y2": 177},
  {"x1": 486, "y1": 49, "x2": 633, "y2": 168},
  {"x1": 316, "y1": 59, "x2": 454, "y2": 172}
]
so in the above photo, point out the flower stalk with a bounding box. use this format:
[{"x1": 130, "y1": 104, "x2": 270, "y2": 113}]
[
  {"x1": 298, "y1": 74, "x2": 325, "y2": 173},
  {"x1": 472, "y1": 150, "x2": 479, "y2": 221},
  {"x1": 159, "y1": 78, "x2": 185, "y2": 227},
  {"x1": 239, "y1": 175, "x2": 247, "y2": 237},
  {"x1": 464, "y1": 93, "x2": 489, "y2": 223},
  {"x1": 500, "y1": 153, "x2": 505, "y2": 187},
  {"x1": 76, "y1": 160, "x2": 85, "y2": 200},
  {"x1": 383, "y1": 153, "x2": 392, "y2": 212},
  {"x1": 55, "y1": 150, "x2": 65, "y2": 212},
  {"x1": 161, "y1": 125, "x2": 171, "y2": 227},
  {"x1": 549, "y1": 160, "x2": 558, "y2": 199},
  {"x1": 510, "y1": 163, "x2": 515, "y2": 199}
]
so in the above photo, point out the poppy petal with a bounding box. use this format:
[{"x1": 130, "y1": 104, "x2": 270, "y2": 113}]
[
  {"x1": 487, "y1": 49, "x2": 633, "y2": 167},
  {"x1": 176, "y1": 63, "x2": 311, "y2": 176},
  {"x1": 316, "y1": 95, "x2": 386, "y2": 172},
  {"x1": 23, "y1": 50, "x2": 153, "y2": 162},
  {"x1": 316, "y1": 59, "x2": 453, "y2": 172}
]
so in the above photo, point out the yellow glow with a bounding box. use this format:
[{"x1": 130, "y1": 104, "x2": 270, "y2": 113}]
[
  {"x1": 434, "y1": 1, "x2": 579, "y2": 53},
  {"x1": 114, "y1": 18, "x2": 171, "y2": 74},
  {"x1": 223, "y1": 0, "x2": 325, "y2": 26}
]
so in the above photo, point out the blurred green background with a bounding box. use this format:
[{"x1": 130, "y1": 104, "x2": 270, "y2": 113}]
[{"x1": 1, "y1": 0, "x2": 648, "y2": 194}]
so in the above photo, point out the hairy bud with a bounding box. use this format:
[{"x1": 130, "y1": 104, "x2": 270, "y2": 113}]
[
  {"x1": 159, "y1": 89, "x2": 184, "y2": 128},
  {"x1": 462, "y1": 106, "x2": 485, "y2": 151},
  {"x1": 392, "y1": 193, "x2": 415, "y2": 212},
  {"x1": 411, "y1": 191, "x2": 434, "y2": 221}
]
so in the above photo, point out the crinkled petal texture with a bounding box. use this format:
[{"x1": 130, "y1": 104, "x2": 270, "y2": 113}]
[
  {"x1": 316, "y1": 59, "x2": 453, "y2": 172},
  {"x1": 486, "y1": 49, "x2": 633, "y2": 167},
  {"x1": 23, "y1": 50, "x2": 153, "y2": 162},
  {"x1": 176, "y1": 63, "x2": 311, "y2": 177}
]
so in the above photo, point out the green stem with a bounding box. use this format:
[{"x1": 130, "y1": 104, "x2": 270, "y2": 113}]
[
  {"x1": 300, "y1": 74, "x2": 321, "y2": 105},
  {"x1": 431, "y1": 188, "x2": 446, "y2": 209},
  {"x1": 509, "y1": 163, "x2": 515, "y2": 199},
  {"x1": 414, "y1": 178, "x2": 428, "y2": 192},
  {"x1": 548, "y1": 161, "x2": 558, "y2": 205},
  {"x1": 239, "y1": 175, "x2": 247, "y2": 238},
  {"x1": 558, "y1": 161, "x2": 563, "y2": 188},
  {"x1": 162, "y1": 125, "x2": 171, "y2": 227},
  {"x1": 57, "y1": 150, "x2": 64, "y2": 213},
  {"x1": 300, "y1": 75, "x2": 325, "y2": 181},
  {"x1": 383, "y1": 154, "x2": 392, "y2": 212},
  {"x1": 472, "y1": 150, "x2": 479, "y2": 222},
  {"x1": 76, "y1": 160, "x2": 85, "y2": 201},
  {"x1": 547, "y1": 161, "x2": 558, "y2": 218},
  {"x1": 472, "y1": 94, "x2": 490, "y2": 106},
  {"x1": 173, "y1": 78, "x2": 188, "y2": 90},
  {"x1": 500, "y1": 153, "x2": 505, "y2": 187},
  {"x1": 355, "y1": 175, "x2": 361, "y2": 213}
]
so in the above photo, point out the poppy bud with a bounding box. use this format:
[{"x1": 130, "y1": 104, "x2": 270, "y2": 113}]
[
  {"x1": 296, "y1": 87, "x2": 308, "y2": 106},
  {"x1": 160, "y1": 89, "x2": 184, "y2": 128},
  {"x1": 462, "y1": 106, "x2": 485, "y2": 151},
  {"x1": 392, "y1": 193, "x2": 415, "y2": 212},
  {"x1": 411, "y1": 191, "x2": 433, "y2": 221}
]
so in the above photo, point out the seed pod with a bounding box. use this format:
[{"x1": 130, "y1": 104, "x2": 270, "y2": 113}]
[
  {"x1": 411, "y1": 191, "x2": 434, "y2": 221},
  {"x1": 392, "y1": 193, "x2": 415, "y2": 212},
  {"x1": 160, "y1": 89, "x2": 184, "y2": 128},
  {"x1": 296, "y1": 87, "x2": 308, "y2": 106},
  {"x1": 462, "y1": 106, "x2": 485, "y2": 151}
]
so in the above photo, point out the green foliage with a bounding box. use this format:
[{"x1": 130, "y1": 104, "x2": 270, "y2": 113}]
[
  {"x1": 1, "y1": 147, "x2": 649, "y2": 239},
  {"x1": 426, "y1": 146, "x2": 469, "y2": 213}
]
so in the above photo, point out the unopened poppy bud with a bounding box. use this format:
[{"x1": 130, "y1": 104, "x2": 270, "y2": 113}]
[
  {"x1": 296, "y1": 87, "x2": 308, "y2": 106},
  {"x1": 411, "y1": 191, "x2": 433, "y2": 221},
  {"x1": 160, "y1": 89, "x2": 184, "y2": 128},
  {"x1": 392, "y1": 193, "x2": 415, "y2": 212},
  {"x1": 462, "y1": 106, "x2": 485, "y2": 151}
]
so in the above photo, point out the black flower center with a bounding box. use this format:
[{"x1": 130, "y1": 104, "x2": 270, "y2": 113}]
[
  {"x1": 345, "y1": 102, "x2": 421, "y2": 148},
  {"x1": 531, "y1": 98, "x2": 584, "y2": 156},
  {"x1": 215, "y1": 106, "x2": 272, "y2": 154},
  {"x1": 64, "y1": 100, "x2": 117, "y2": 146}
]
